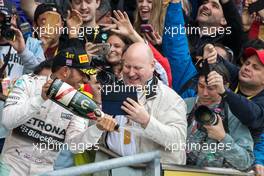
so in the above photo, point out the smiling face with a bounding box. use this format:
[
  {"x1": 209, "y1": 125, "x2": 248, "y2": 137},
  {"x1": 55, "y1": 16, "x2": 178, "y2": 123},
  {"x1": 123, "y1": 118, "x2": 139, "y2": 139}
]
[
  {"x1": 71, "y1": 0, "x2": 100, "y2": 24},
  {"x1": 137, "y1": 0, "x2": 153, "y2": 21},
  {"x1": 106, "y1": 35, "x2": 126, "y2": 65},
  {"x1": 122, "y1": 43, "x2": 155, "y2": 87},
  {"x1": 239, "y1": 55, "x2": 264, "y2": 88},
  {"x1": 196, "y1": 0, "x2": 226, "y2": 27}
]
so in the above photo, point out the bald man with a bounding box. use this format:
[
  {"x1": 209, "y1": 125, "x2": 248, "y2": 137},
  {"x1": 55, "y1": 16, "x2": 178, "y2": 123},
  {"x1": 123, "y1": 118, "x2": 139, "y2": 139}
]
[{"x1": 106, "y1": 43, "x2": 187, "y2": 164}]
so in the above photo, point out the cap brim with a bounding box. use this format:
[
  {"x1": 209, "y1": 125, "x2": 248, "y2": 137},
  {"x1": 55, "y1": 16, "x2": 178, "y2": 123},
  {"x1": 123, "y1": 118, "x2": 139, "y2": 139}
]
[
  {"x1": 80, "y1": 68, "x2": 97, "y2": 75},
  {"x1": 244, "y1": 47, "x2": 264, "y2": 65}
]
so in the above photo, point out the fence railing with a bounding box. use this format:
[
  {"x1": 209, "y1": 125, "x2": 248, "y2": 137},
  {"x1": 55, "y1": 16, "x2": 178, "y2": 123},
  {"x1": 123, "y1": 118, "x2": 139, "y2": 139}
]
[{"x1": 38, "y1": 150, "x2": 161, "y2": 176}]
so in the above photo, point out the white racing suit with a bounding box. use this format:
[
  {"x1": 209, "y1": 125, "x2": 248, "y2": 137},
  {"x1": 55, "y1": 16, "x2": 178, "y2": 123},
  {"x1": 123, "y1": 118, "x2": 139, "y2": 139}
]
[{"x1": 0, "y1": 74, "x2": 103, "y2": 175}]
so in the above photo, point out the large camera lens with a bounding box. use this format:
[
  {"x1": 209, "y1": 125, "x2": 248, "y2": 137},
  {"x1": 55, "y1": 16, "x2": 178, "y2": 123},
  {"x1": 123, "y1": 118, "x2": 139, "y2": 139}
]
[
  {"x1": 0, "y1": 10, "x2": 15, "y2": 41},
  {"x1": 1, "y1": 28, "x2": 15, "y2": 41},
  {"x1": 194, "y1": 105, "x2": 218, "y2": 126},
  {"x1": 96, "y1": 70, "x2": 114, "y2": 85}
]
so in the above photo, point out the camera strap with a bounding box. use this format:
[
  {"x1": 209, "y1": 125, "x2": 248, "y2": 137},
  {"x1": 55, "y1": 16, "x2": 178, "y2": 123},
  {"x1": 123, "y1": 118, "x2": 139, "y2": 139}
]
[
  {"x1": 219, "y1": 101, "x2": 229, "y2": 134},
  {"x1": 0, "y1": 45, "x2": 12, "y2": 79}
]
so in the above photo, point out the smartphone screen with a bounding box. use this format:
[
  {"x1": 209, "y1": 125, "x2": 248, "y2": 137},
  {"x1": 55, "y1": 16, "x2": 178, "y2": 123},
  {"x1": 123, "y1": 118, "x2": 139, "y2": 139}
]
[
  {"x1": 140, "y1": 24, "x2": 154, "y2": 33},
  {"x1": 101, "y1": 85, "x2": 138, "y2": 115},
  {"x1": 93, "y1": 43, "x2": 111, "y2": 55}
]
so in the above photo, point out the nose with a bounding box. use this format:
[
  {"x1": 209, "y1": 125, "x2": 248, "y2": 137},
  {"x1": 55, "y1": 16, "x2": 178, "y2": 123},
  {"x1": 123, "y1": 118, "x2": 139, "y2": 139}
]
[
  {"x1": 110, "y1": 45, "x2": 115, "y2": 52},
  {"x1": 201, "y1": 4, "x2": 210, "y2": 11},
  {"x1": 141, "y1": 0, "x2": 148, "y2": 7},
  {"x1": 80, "y1": 1, "x2": 87, "y2": 10},
  {"x1": 202, "y1": 87, "x2": 209, "y2": 96},
  {"x1": 127, "y1": 68, "x2": 135, "y2": 77},
  {"x1": 82, "y1": 76, "x2": 89, "y2": 84},
  {"x1": 244, "y1": 64, "x2": 251, "y2": 72}
]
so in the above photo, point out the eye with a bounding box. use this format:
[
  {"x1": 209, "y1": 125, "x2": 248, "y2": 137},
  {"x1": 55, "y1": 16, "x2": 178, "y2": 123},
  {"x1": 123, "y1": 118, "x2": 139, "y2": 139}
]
[
  {"x1": 207, "y1": 86, "x2": 215, "y2": 91},
  {"x1": 198, "y1": 83, "x2": 205, "y2": 89},
  {"x1": 134, "y1": 66, "x2": 142, "y2": 70},
  {"x1": 244, "y1": 61, "x2": 250, "y2": 66},
  {"x1": 253, "y1": 64, "x2": 260, "y2": 70},
  {"x1": 202, "y1": 0, "x2": 209, "y2": 5},
  {"x1": 73, "y1": 0, "x2": 81, "y2": 4},
  {"x1": 212, "y1": 3, "x2": 219, "y2": 9}
]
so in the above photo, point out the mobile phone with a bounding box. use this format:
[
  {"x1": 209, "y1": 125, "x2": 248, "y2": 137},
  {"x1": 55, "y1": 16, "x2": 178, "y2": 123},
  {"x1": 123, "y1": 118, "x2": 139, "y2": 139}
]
[
  {"x1": 202, "y1": 59, "x2": 211, "y2": 85},
  {"x1": 140, "y1": 24, "x2": 154, "y2": 33},
  {"x1": 101, "y1": 86, "x2": 138, "y2": 115},
  {"x1": 93, "y1": 43, "x2": 111, "y2": 56},
  {"x1": 248, "y1": 0, "x2": 264, "y2": 14}
]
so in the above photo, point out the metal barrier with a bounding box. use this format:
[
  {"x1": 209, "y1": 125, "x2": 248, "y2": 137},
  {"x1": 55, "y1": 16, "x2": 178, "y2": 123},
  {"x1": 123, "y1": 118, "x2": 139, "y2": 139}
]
[
  {"x1": 162, "y1": 164, "x2": 255, "y2": 176},
  {"x1": 38, "y1": 151, "x2": 161, "y2": 176}
]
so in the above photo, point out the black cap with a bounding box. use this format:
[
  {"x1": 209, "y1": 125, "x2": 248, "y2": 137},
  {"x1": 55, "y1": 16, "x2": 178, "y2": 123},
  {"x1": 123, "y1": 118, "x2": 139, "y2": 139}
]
[
  {"x1": 0, "y1": 0, "x2": 12, "y2": 14},
  {"x1": 34, "y1": 3, "x2": 62, "y2": 23},
  {"x1": 52, "y1": 47, "x2": 93, "y2": 74}
]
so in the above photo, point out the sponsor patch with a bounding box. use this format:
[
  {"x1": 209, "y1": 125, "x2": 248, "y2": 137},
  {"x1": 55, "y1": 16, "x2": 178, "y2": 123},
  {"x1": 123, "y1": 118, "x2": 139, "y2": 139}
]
[
  {"x1": 61, "y1": 112, "x2": 73, "y2": 120},
  {"x1": 79, "y1": 54, "x2": 89, "y2": 63},
  {"x1": 66, "y1": 59, "x2": 72, "y2": 66},
  {"x1": 14, "y1": 79, "x2": 25, "y2": 91}
]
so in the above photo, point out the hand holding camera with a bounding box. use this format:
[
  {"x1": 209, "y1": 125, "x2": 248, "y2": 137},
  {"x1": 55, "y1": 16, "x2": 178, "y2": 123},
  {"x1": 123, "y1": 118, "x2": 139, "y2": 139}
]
[
  {"x1": 7, "y1": 26, "x2": 26, "y2": 54},
  {"x1": 0, "y1": 10, "x2": 15, "y2": 41},
  {"x1": 203, "y1": 114, "x2": 226, "y2": 142}
]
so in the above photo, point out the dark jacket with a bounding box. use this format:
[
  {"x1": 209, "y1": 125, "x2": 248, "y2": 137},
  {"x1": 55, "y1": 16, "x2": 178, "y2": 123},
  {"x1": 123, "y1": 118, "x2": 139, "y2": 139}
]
[
  {"x1": 221, "y1": 59, "x2": 264, "y2": 165},
  {"x1": 188, "y1": 0, "x2": 246, "y2": 61}
]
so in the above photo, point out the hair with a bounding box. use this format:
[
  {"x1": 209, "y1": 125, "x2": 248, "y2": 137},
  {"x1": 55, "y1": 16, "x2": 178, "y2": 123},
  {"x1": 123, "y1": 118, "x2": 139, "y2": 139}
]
[
  {"x1": 108, "y1": 32, "x2": 132, "y2": 55},
  {"x1": 34, "y1": 59, "x2": 53, "y2": 75},
  {"x1": 134, "y1": 0, "x2": 167, "y2": 36},
  {"x1": 197, "y1": 60, "x2": 231, "y2": 84},
  {"x1": 214, "y1": 43, "x2": 234, "y2": 63}
]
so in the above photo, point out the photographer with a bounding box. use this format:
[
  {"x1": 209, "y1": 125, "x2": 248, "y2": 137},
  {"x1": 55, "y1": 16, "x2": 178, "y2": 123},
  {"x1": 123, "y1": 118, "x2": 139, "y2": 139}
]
[
  {"x1": 0, "y1": 1, "x2": 45, "y2": 78},
  {"x1": 185, "y1": 61, "x2": 254, "y2": 170},
  {"x1": 206, "y1": 40, "x2": 264, "y2": 175}
]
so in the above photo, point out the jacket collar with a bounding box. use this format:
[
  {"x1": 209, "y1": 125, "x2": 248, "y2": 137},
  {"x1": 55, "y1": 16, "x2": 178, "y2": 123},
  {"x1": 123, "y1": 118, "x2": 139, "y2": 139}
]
[{"x1": 145, "y1": 76, "x2": 158, "y2": 100}]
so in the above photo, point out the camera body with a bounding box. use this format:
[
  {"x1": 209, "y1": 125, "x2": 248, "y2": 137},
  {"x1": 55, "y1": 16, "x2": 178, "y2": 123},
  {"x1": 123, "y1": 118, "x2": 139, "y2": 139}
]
[
  {"x1": 194, "y1": 105, "x2": 221, "y2": 126},
  {"x1": 90, "y1": 55, "x2": 116, "y2": 85},
  {"x1": 0, "y1": 10, "x2": 15, "y2": 41}
]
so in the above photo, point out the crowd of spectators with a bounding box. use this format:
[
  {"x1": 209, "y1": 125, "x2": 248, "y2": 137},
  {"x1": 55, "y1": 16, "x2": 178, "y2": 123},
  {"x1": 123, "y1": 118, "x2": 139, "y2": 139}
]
[{"x1": 0, "y1": 0, "x2": 263, "y2": 175}]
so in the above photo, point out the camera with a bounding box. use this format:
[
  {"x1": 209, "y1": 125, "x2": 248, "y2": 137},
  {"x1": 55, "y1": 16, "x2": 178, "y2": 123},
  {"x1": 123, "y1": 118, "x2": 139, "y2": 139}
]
[
  {"x1": 90, "y1": 55, "x2": 116, "y2": 85},
  {"x1": 194, "y1": 105, "x2": 220, "y2": 126},
  {"x1": 0, "y1": 10, "x2": 15, "y2": 41}
]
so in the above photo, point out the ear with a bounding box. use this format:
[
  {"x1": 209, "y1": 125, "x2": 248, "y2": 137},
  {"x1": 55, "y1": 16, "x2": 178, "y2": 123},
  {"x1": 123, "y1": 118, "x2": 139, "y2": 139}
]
[
  {"x1": 151, "y1": 59, "x2": 155, "y2": 72},
  {"x1": 220, "y1": 17, "x2": 227, "y2": 26},
  {"x1": 60, "y1": 66, "x2": 71, "y2": 79},
  {"x1": 96, "y1": 0, "x2": 101, "y2": 9}
]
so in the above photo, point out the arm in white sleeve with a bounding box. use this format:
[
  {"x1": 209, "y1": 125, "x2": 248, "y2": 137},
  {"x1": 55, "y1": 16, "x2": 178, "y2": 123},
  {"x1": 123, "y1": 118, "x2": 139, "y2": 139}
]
[
  {"x1": 18, "y1": 37, "x2": 45, "y2": 73},
  {"x1": 2, "y1": 76, "x2": 45, "y2": 129},
  {"x1": 65, "y1": 116, "x2": 103, "y2": 153}
]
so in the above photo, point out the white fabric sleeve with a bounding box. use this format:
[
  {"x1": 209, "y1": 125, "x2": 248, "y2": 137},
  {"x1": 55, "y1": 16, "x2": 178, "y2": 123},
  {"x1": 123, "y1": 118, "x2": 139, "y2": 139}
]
[
  {"x1": 2, "y1": 76, "x2": 45, "y2": 129},
  {"x1": 65, "y1": 116, "x2": 103, "y2": 153}
]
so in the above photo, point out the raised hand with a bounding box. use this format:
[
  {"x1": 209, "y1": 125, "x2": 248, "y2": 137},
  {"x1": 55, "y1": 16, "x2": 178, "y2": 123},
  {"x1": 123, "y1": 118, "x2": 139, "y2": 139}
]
[{"x1": 67, "y1": 9, "x2": 83, "y2": 38}]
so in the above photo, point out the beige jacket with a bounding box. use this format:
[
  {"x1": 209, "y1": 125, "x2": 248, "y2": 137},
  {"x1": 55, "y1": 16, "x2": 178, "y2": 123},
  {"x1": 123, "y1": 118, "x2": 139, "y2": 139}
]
[{"x1": 106, "y1": 79, "x2": 187, "y2": 165}]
